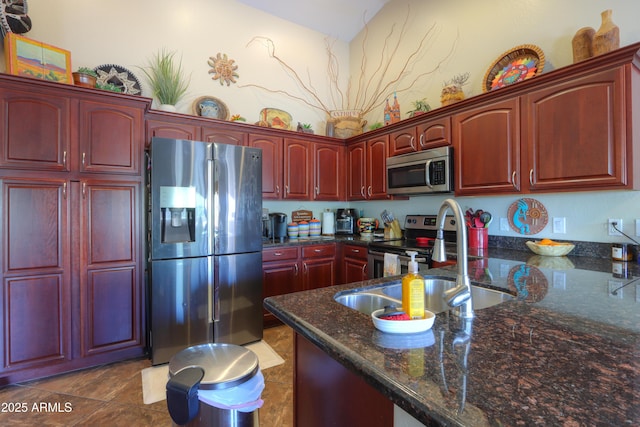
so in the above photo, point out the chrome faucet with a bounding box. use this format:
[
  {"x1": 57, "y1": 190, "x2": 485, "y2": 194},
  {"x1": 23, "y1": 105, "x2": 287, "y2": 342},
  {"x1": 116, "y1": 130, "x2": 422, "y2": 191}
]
[{"x1": 432, "y1": 198, "x2": 474, "y2": 318}]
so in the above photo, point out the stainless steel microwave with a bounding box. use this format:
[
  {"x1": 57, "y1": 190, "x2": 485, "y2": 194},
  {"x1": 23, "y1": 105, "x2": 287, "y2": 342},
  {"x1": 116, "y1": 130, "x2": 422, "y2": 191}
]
[{"x1": 386, "y1": 146, "x2": 453, "y2": 195}]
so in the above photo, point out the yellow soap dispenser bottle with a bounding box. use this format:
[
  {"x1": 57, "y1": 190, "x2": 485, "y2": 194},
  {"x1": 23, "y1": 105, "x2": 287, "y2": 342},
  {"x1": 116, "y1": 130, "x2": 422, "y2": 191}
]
[{"x1": 402, "y1": 251, "x2": 425, "y2": 319}]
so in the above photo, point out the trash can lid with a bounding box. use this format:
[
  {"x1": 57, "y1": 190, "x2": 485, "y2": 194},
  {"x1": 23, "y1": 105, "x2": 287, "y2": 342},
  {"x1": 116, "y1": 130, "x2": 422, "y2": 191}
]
[{"x1": 168, "y1": 343, "x2": 259, "y2": 391}]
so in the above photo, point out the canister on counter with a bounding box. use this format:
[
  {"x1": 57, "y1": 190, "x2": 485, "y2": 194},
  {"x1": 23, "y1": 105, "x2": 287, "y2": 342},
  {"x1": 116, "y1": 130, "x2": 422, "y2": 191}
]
[
  {"x1": 611, "y1": 243, "x2": 633, "y2": 261},
  {"x1": 287, "y1": 222, "x2": 299, "y2": 239}
]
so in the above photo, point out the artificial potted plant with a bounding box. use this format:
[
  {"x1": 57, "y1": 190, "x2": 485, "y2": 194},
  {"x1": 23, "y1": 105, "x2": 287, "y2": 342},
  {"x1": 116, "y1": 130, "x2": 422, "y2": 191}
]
[
  {"x1": 72, "y1": 67, "x2": 98, "y2": 88},
  {"x1": 139, "y1": 48, "x2": 190, "y2": 112},
  {"x1": 407, "y1": 98, "x2": 431, "y2": 117}
]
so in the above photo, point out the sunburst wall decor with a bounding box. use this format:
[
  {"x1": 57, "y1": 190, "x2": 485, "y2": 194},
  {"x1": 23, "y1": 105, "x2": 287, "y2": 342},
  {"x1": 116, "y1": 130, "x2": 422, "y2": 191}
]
[{"x1": 208, "y1": 53, "x2": 238, "y2": 86}]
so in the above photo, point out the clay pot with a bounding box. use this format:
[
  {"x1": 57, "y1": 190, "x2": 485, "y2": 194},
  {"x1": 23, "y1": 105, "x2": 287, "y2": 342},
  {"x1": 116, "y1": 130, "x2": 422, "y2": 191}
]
[{"x1": 72, "y1": 72, "x2": 96, "y2": 88}]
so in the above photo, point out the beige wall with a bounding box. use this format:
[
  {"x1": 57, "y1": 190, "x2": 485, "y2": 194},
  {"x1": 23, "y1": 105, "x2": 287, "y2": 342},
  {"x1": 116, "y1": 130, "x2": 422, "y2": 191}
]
[{"x1": 2, "y1": 0, "x2": 640, "y2": 243}]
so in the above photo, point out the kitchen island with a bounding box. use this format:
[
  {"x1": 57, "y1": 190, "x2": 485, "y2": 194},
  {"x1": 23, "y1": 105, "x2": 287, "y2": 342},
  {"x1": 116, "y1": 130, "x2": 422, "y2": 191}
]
[{"x1": 264, "y1": 249, "x2": 640, "y2": 426}]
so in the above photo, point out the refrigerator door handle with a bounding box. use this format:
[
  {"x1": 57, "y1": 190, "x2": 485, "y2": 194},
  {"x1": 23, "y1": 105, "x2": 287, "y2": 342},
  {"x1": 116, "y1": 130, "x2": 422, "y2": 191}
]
[
  {"x1": 207, "y1": 149, "x2": 215, "y2": 255},
  {"x1": 209, "y1": 256, "x2": 220, "y2": 322}
]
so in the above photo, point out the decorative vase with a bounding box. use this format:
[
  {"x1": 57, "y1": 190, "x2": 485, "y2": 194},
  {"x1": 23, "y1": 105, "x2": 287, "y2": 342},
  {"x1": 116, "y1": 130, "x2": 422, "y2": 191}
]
[
  {"x1": 329, "y1": 110, "x2": 367, "y2": 139},
  {"x1": 593, "y1": 9, "x2": 619, "y2": 56},
  {"x1": 572, "y1": 27, "x2": 595, "y2": 63},
  {"x1": 157, "y1": 104, "x2": 177, "y2": 112}
]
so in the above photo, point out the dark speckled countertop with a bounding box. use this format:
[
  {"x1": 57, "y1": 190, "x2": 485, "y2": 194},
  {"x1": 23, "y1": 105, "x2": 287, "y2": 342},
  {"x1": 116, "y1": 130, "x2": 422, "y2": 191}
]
[{"x1": 264, "y1": 248, "x2": 640, "y2": 426}]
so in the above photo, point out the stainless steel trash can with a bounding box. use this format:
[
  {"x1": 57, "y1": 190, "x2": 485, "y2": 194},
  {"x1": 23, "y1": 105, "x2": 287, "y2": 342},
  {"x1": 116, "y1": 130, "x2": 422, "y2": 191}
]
[{"x1": 166, "y1": 343, "x2": 263, "y2": 426}]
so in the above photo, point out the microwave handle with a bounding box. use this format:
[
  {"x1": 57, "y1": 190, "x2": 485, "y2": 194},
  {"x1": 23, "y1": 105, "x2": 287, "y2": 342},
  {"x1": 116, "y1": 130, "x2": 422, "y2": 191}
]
[{"x1": 425, "y1": 159, "x2": 433, "y2": 188}]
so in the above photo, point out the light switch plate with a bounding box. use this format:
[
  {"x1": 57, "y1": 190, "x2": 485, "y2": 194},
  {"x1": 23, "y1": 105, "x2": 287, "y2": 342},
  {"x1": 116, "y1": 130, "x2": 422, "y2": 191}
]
[{"x1": 552, "y1": 217, "x2": 566, "y2": 234}]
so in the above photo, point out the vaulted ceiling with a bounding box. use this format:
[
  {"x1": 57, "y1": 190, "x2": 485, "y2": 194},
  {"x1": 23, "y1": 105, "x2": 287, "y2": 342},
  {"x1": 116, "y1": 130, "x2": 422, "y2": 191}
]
[{"x1": 236, "y1": 0, "x2": 390, "y2": 41}]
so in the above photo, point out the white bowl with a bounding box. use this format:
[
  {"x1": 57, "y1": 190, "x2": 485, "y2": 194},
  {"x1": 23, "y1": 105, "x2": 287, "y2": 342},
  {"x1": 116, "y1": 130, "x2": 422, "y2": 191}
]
[
  {"x1": 526, "y1": 240, "x2": 575, "y2": 256},
  {"x1": 371, "y1": 309, "x2": 435, "y2": 334}
]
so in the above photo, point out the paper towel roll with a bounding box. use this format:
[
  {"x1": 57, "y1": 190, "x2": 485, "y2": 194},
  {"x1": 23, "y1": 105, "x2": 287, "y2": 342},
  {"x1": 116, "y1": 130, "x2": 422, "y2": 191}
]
[{"x1": 322, "y1": 211, "x2": 335, "y2": 235}]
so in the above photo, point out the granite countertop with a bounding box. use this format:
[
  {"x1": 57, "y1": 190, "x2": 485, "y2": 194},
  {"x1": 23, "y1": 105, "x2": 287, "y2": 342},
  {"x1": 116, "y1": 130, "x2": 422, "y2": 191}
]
[
  {"x1": 262, "y1": 234, "x2": 376, "y2": 248},
  {"x1": 264, "y1": 249, "x2": 640, "y2": 426}
]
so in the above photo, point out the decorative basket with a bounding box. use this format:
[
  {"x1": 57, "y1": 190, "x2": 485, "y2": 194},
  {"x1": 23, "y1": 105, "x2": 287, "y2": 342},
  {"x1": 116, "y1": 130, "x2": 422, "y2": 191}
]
[{"x1": 483, "y1": 44, "x2": 545, "y2": 92}]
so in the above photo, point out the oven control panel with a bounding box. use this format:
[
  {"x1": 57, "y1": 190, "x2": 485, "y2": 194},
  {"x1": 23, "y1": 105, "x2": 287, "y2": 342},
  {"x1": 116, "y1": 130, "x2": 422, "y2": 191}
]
[{"x1": 404, "y1": 215, "x2": 457, "y2": 231}]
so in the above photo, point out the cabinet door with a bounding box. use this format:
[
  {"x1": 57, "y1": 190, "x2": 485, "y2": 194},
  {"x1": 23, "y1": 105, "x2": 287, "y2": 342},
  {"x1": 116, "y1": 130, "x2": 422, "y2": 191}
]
[
  {"x1": 201, "y1": 126, "x2": 247, "y2": 146},
  {"x1": 302, "y1": 258, "x2": 336, "y2": 290},
  {"x1": 0, "y1": 88, "x2": 71, "y2": 171},
  {"x1": 283, "y1": 138, "x2": 312, "y2": 200},
  {"x1": 249, "y1": 134, "x2": 282, "y2": 199},
  {"x1": 347, "y1": 142, "x2": 366, "y2": 200},
  {"x1": 417, "y1": 116, "x2": 451, "y2": 150},
  {"x1": 523, "y1": 67, "x2": 627, "y2": 191},
  {"x1": 453, "y1": 98, "x2": 521, "y2": 195},
  {"x1": 367, "y1": 135, "x2": 389, "y2": 199},
  {"x1": 0, "y1": 178, "x2": 71, "y2": 373},
  {"x1": 146, "y1": 119, "x2": 200, "y2": 149},
  {"x1": 342, "y1": 258, "x2": 368, "y2": 284},
  {"x1": 389, "y1": 126, "x2": 417, "y2": 156},
  {"x1": 78, "y1": 100, "x2": 143, "y2": 175},
  {"x1": 262, "y1": 260, "x2": 299, "y2": 325},
  {"x1": 314, "y1": 143, "x2": 344, "y2": 201},
  {"x1": 78, "y1": 180, "x2": 142, "y2": 357},
  {"x1": 341, "y1": 244, "x2": 368, "y2": 284}
]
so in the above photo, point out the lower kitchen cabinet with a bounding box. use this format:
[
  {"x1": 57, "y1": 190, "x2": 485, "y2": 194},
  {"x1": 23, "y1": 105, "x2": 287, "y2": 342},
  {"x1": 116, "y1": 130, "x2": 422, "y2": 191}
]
[
  {"x1": 295, "y1": 333, "x2": 393, "y2": 426},
  {"x1": 262, "y1": 244, "x2": 336, "y2": 326},
  {"x1": 341, "y1": 243, "x2": 369, "y2": 283},
  {"x1": 0, "y1": 177, "x2": 144, "y2": 383}
]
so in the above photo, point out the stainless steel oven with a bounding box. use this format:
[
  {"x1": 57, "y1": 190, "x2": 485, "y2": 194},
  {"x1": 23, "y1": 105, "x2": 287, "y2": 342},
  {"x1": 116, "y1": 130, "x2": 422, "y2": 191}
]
[
  {"x1": 367, "y1": 214, "x2": 458, "y2": 279},
  {"x1": 386, "y1": 146, "x2": 453, "y2": 195}
]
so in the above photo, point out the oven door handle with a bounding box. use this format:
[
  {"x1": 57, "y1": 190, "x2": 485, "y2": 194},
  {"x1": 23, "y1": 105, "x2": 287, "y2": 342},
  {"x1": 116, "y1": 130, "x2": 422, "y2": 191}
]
[{"x1": 369, "y1": 250, "x2": 427, "y2": 263}]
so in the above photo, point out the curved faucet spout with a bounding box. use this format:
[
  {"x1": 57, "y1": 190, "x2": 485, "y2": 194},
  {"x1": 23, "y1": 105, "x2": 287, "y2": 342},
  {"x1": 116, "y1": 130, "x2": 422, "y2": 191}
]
[{"x1": 433, "y1": 199, "x2": 474, "y2": 318}]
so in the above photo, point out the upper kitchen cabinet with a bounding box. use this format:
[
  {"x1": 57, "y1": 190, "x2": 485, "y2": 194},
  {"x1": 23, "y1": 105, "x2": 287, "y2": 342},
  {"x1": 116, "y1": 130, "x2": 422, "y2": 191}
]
[
  {"x1": 522, "y1": 67, "x2": 628, "y2": 192},
  {"x1": 313, "y1": 142, "x2": 344, "y2": 201},
  {"x1": 283, "y1": 137, "x2": 313, "y2": 200},
  {"x1": 0, "y1": 87, "x2": 71, "y2": 172},
  {"x1": 146, "y1": 118, "x2": 200, "y2": 146},
  {"x1": 78, "y1": 99, "x2": 144, "y2": 175},
  {"x1": 347, "y1": 135, "x2": 390, "y2": 200},
  {"x1": 453, "y1": 43, "x2": 640, "y2": 196},
  {"x1": 453, "y1": 97, "x2": 521, "y2": 195},
  {"x1": 201, "y1": 125, "x2": 247, "y2": 146},
  {"x1": 388, "y1": 116, "x2": 451, "y2": 157},
  {"x1": 249, "y1": 133, "x2": 283, "y2": 199}
]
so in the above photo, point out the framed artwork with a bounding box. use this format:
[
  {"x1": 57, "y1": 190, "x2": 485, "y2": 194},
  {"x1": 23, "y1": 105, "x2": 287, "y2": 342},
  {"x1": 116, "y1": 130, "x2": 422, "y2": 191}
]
[{"x1": 4, "y1": 33, "x2": 72, "y2": 84}]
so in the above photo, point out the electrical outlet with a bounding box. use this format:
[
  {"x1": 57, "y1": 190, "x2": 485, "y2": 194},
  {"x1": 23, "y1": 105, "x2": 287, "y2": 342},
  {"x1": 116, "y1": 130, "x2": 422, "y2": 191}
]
[
  {"x1": 608, "y1": 218, "x2": 623, "y2": 236},
  {"x1": 552, "y1": 217, "x2": 566, "y2": 234},
  {"x1": 500, "y1": 217, "x2": 509, "y2": 231}
]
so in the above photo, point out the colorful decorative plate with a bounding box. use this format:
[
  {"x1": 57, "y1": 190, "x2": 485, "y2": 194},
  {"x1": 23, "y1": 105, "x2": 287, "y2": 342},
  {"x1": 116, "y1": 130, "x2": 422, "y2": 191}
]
[
  {"x1": 259, "y1": 108, "x2": 292, "y2": 130},
  {"x1": 192, "y1": 96, "x2": 229, "y2": 120},
  {"x1": 507, "y1": 198, "x2": 548, "y2": 235},
  {"x1": 94, "y1": 64, "x2": 142, "y2": 95},
  {"x1": 483, "y1": 44, "x2": 545, "y2": 92}
]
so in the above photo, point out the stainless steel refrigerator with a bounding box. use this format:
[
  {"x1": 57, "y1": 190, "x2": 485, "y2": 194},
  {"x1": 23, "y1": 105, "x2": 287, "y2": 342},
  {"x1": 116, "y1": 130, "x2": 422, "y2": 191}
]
[{"x1": 149, "y1": 137, "x2": 263, "y2": 365}]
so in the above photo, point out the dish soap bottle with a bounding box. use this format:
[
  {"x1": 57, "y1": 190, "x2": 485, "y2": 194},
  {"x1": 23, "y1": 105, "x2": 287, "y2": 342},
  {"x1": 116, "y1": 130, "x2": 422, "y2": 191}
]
[{"x1": 402, "y1": 251, "x2": 425, "y2": 319}]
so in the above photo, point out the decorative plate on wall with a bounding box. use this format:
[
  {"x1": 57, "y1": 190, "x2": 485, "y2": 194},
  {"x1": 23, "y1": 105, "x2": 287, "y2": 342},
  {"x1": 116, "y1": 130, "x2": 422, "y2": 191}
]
[
  {"x1": 192, "y1": 96, "x2": 229, "y2": 120},
  {"x1": 483, "y1": 44, "x2": 545, "y2": 92},
  {"x1": 507, "y1": 198, "x2": 548, "y2": 235},
  {"x1": 94, "y1": 64, "x2": 142, "y2": 95}
]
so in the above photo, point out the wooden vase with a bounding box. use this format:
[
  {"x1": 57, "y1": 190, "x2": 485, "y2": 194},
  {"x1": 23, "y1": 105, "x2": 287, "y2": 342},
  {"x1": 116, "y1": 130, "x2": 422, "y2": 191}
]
[
  {"x1": 572, "y1": 27, "x2": 595, "y2": 63},
  {"x1": 593, "y1": 9, "x2": 619, "y2": 56}
]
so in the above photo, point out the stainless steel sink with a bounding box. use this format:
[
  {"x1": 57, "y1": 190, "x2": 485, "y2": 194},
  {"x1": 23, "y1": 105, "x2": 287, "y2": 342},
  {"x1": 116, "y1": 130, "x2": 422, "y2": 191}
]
[{"x1": 334, "y1": 276, "x2": 514, "y2": 315}]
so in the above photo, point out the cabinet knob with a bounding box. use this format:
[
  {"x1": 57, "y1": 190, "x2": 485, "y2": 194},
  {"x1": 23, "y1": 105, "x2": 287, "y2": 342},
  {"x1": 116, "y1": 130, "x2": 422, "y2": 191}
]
[
  {"x1": 529, "y1": 169, "x2": 534, "y2": 186},
  {"x1": 274, "y1": 252, "x2": 282, "y2": 256},
  {"x1": 419, "y1": 134, "x2": 425, "y2": 148},
  {"x1": 511, "y1": 171, "x2": 518, "y2": 190},
  {"x1": 276, "y1": 185, "x2": 280, "y2": 195},
  {"x1": 367, "y1": 186, "x2": 372, "y2": 197},
  {"x1": 410, "y1": 136, "x2": 416, "y2": 150},
  {"x1": 63, "y1": 151, "x2": 67, "y2": 168},
  {"x1": 360, "y1": 186, "x2": 366, "y2": 198}
]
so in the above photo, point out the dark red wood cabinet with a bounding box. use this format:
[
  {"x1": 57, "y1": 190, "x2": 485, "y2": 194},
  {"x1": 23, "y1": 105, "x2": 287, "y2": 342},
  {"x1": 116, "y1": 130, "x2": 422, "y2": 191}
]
[{"x1": 0, "y1": 75, "x2": 147, "y2": 384}]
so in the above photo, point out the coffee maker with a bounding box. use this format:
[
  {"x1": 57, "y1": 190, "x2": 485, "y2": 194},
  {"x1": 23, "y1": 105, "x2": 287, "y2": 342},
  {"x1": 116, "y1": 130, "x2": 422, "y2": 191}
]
[
  {"x1": 267, "y1": 212, "x2": 287, "y2": 242},
  {"x1": 336, "y1": 208, "x2": 358, "y2": 235}
]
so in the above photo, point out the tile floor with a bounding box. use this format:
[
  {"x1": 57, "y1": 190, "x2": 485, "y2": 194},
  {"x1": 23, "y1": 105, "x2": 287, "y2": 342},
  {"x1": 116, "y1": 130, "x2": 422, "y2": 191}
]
[{"x1": 0, "y1": 325, "x2": 294, "y2": 426}]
